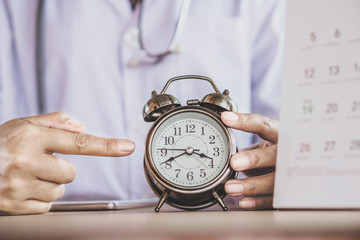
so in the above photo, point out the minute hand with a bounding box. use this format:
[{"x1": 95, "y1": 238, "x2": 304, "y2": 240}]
[{"x1": 160, "y1": 152, "x2": 186, "y2": 165}]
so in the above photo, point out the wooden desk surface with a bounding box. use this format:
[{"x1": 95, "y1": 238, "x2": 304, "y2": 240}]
[{"x1": 1, "y1": 206, "x2": 360, "y2": 240}]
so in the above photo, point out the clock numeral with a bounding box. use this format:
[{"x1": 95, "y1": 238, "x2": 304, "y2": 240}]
[
  {"x1": 201, "y1": 127, "x2": 205, "y2": 135},
  {"x1": 209, "y1": 135, "x2": 216, "y2": 144},
  {"x1": 185, "y1": 124, "x2": 195, "y2": 133},
  {"x1": 187, "y1": 171, "x2": 194, "y2": 181},
  {"x1": 213, "y1": 147, "x2": 220, "y2": 157},
  {"x1": 324, "y1": 141, "x2": 336, "y2": 152},
  {"x1": 208, "y1": 159, "x2": 214, "y2": 168},
  {"x1": 175, "y1": 169, "x2": 181, "y2": 178},
  {"x1": 160, "y1": 148, "x2": 167, "y2": 157},
  {"x1": 164, "y1": 136, "x2": 174, "y2": 145},
  {"x1": 200, "y1": 169, "x2": 206, "y2": 178},
  {"x1": 165, "y1": 161, "x2": 172, "y2": 170},
  {"x1": 174, "y1": 127, "x2": 182, "y2": 136}
]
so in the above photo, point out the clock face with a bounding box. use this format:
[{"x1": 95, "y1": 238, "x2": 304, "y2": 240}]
[{"x1": 149, "y1": 110, "x2": 230, "y2": 189}]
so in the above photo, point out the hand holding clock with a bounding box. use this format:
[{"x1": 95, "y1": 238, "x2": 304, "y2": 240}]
[{"x1": 221, "y1": 112, "x2": 278, "y2": 210}]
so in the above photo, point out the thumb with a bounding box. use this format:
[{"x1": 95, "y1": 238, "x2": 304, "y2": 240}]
[{"x1": 22, "y1": 112, "x2": 86, "y2": 133}]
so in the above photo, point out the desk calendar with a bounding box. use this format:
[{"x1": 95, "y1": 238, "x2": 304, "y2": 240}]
[{"x1": 274, "y1": 0, "x2": 360, "y2": 208}]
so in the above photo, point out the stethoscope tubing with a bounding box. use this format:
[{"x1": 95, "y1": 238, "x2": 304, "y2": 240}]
[{"x1": 36, "y1": 0, "x2": 45, "y2": 114}]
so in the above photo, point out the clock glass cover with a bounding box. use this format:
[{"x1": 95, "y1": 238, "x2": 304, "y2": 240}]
[{"x1": 150, "y1": 110, "x2": 230, "y2": 189}]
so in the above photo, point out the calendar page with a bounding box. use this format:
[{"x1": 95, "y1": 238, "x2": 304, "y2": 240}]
[{"x1": 274, "y1": 0, "x2": 360, "y2": 208}]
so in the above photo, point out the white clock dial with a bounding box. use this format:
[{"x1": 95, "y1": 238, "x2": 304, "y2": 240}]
[{"x1": 150, "y1": 111, "x2": 230, "y2": 188}]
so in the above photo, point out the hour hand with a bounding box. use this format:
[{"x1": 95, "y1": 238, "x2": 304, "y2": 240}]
[{"x1": 193, "y1": 152, "x2": 213, "y2": 160}]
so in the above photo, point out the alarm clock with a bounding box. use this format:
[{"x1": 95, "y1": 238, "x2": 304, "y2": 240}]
[{"x1": 143, "y1": 75, "x2": 238, "y2": 212}]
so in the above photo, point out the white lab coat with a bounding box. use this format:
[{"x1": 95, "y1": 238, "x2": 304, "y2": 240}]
[{"x1": 0, "y1": 0, "x2": 284, "y2": 201}]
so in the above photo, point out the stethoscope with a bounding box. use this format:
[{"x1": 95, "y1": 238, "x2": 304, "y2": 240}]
[
  {"x1": 133, "y1": 0, "x2": 191, "y2": 66},
  {"x1": 35, "y1": 0, "x2": 191, "y2": 113}
]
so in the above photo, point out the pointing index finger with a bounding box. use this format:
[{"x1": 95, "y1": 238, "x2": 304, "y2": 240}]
[
  {"x1": 221, "y1": 112, "x2": 278, "y2": 143},
  {"x1": 42, "y1": 128, "x2": 135, "y2": 157}
]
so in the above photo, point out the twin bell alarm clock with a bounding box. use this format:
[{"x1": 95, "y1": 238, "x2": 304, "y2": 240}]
[{"x1": 143, "y1": 75, "x2": 238, "y2": 212}]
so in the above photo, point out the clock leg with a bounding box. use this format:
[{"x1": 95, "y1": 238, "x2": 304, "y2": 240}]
[
  {"x1": 211, "y1": 189, "x2": 228, "y2": 211},
  {"x1": 155, "y1": 189, "x2": 170, "y2": 212}
]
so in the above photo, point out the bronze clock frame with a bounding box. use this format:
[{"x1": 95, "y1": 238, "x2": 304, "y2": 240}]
[{"x1": 142, "y1": 75, "x2": 238, "y2": 212}]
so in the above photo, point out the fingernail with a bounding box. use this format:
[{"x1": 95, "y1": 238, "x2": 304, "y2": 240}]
[
  {"x1": 232, "y1": 154, "x2": 250, "y2": 170},
  {"x1": 225, "y1": 183, "x2": 244, "y2": 195},
  {"x1": 239, "y1": 199, "x2": 256, "y2": 209},
  {"x1": 118, "y1": 140, "x2": 135, "y2": 153},
  {"x1": 222, "y1": 112, "x2": 238, "y2": 122},
  {"x1": 67, "y1": 120, "x2": 86, "y2": 132}
]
